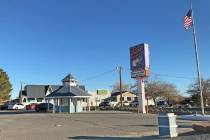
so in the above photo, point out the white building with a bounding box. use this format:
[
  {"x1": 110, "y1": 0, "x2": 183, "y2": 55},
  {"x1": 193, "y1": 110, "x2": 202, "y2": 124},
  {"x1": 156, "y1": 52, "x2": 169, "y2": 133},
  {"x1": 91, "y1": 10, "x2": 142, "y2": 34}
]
[{"x1": 89, "y1": 90, "x2": 110, "y2": 107}]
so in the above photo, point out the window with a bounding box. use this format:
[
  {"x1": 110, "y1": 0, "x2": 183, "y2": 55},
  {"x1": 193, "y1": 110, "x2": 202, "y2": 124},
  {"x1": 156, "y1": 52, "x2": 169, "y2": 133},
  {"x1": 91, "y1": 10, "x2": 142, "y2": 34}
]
[
  {"x1": 37, "y1": 98, "x2": 43, "y2": 102},
  {"x1": 28, "y1": 98, "x2": 35, "y2": 102},
  {"x1": 127, "y1": 97, "x2": 132, "y2": 101},
  {"x1": 112, "y1": 97, "x2": 117, "y2": 102},
  {"x1": 82, "y1": 98, "x2": 86, "y2": 102},
  {"x1": 23, "y1": 98, "x2": 26, "y2": 102}
]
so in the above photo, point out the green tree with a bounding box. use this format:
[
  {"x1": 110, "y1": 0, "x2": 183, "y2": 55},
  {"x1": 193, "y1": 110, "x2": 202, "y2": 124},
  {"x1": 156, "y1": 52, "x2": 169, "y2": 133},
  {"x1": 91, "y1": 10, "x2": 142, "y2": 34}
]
[
  {"x1": 187, "y1": 78, "x2": 210, "y2": 106},
  {"x1": 0, "y1": 68, "x2": 12, "y2": 103}
]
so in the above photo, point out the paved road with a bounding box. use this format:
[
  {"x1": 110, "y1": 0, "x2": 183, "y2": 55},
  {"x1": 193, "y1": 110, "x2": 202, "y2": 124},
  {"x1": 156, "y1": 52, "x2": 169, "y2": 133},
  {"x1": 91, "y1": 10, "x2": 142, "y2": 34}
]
[{"x1": 0, "y1": 111, "x2": 208, "y2": 140}]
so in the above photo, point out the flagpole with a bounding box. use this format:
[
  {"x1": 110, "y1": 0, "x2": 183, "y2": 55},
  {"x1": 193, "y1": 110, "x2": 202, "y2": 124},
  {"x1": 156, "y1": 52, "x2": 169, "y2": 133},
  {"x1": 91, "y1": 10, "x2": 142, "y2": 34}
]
[{"x1": 191, "y1": 5, "x2": 205, "y2": 115}]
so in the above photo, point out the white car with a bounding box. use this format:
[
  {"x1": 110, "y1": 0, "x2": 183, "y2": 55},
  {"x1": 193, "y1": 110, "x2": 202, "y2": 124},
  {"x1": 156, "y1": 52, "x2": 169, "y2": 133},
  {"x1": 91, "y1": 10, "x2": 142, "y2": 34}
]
[
  {"x1": 109, "y1": 101, "x2": 118, "y2": 107},
  {"x1": 8, "y1": 103, "x2": 25, "y2": 110}
]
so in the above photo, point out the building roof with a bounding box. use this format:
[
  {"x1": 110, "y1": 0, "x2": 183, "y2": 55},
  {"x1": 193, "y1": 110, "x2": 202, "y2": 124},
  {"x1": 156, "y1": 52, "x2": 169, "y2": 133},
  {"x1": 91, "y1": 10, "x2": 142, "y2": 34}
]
[
  {"x1": 25, "y1": 85, "x2": 47, "y2": 98},
  {"x1": 62, "y1": 74, "x2": 77, "y2": 82},
  {"x1": 46, "y1": 85, "x2": 91, "y2": 98},
  {"x1": 111, "y1": 91, "x2": 135, "y2": 97},
  {"x1": 78, "y1": 85, "x2": 85, "y2": 91},
  {"x1": 49, "y1": 85, "x2": 62, "y2": 92}
]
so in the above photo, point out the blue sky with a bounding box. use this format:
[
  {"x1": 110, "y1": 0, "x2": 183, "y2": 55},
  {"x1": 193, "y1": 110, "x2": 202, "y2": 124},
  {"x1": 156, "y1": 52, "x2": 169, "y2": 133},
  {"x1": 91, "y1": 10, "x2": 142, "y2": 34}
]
[{"x1": 0, "y1": 0, "x2": 210, "y2": 98}]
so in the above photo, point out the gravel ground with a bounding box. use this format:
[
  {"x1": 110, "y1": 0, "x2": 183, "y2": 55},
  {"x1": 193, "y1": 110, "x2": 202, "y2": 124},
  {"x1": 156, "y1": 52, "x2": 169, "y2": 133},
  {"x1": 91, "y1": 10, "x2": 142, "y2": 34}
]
[{"x1": 0, "y1": 110, "x2": 208, "y2": 140}]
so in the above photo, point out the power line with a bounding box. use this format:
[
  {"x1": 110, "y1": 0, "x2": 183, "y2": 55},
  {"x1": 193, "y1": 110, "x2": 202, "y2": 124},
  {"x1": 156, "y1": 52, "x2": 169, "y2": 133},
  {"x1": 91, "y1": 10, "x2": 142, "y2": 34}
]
[
  {"x1": 81, "y1": 66, "x2": 195, "y2": 84},
  {"x1": 81, "y1": 68, "x2": 116, "y2": 83},
  {"x1": 152, "y1": 73, "x2": 195, "y2": 80}
]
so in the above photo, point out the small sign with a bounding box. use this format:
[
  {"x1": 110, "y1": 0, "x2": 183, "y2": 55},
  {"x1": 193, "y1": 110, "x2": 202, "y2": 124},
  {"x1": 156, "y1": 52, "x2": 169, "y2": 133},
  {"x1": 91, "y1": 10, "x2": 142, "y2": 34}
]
[
  {"x1": 97, "y1": 90, "x2": 108, "y2": 95},
  {"x1": 131, "y1": 69, "x2": 150, "y2": 78}
]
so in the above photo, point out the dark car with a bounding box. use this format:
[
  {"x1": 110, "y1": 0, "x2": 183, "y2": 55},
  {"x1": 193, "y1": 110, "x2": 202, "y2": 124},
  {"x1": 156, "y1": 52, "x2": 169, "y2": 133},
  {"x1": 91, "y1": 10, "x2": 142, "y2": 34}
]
[
  {"x1": 99, "y1": 101, "x2": 111, "y2": 110},
  {"x1": 157, "y1": 100, "x2": 168, "y2": 107},
  {"x1": 130, "y1": 101, "x2": 139, "y2": 107},
  {"x1": 26, "y1": 103, "x2": 37, "y2": 110},
  {"x1": 0, "y1": 102, "x2": 11, "y2": 110},
  {"x1": 35, "y1": 103, "x2": 53, "y2": 112}
]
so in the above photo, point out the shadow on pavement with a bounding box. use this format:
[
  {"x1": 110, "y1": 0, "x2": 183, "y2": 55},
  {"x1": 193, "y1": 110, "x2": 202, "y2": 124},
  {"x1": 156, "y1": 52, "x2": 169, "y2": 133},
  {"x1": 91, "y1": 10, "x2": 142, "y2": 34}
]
[
  {"x1": 77, "y1": 112, "x2": 134, "y2": 115},
  {"x1": 0, "y1": 110, "x2": 37, "y2": 115},
  {"x1": 69, "y1": 133, "x2": 210, "y2": 140},
  {"x1": 178, "y1": 125, "x2": 192, "y2": 128},
  {"x1": 68, "y1": 135, "x2": 158, "y2": 140},
  {"x1": 114, "y1": 124, "x2": 157, "y2": 127}
]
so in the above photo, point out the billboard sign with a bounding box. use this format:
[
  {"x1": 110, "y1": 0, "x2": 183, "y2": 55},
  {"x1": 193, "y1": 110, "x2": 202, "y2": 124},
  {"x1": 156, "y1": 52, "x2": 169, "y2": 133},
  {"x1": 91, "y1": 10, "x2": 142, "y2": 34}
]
[{"x1": 130, "y1": 43, "x2": 150, "y2": 78}]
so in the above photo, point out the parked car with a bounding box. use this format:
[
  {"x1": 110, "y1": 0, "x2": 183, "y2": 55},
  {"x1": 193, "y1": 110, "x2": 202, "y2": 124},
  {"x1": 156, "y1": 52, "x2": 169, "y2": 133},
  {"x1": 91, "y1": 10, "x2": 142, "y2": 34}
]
[
  {"x1": 26, "y1": 103, "x2": 37, "y2": 110},
  {"x1": 35, "y1": 103, "x2": 53, "y2": 112},
  {"x1": 109, "y1": 101, "x2": 118, "y2": 107},
  {"x1": 0, "y1": 102, "x2": 11, "y2": 110},
  {"x1": 8, "y1": 103, "x2": 25, "y2": 110},
  {"x1": 157, "y1": 100, "x2": 168, "y2": 107},
  {"x1": 130, "y1": 101, "x2": 139, "y2": 107},
  {"x1": 99, "y1": 101, "x2": 111, "y2": 109},
  {"x1": 123, "y1": 101, "x2": 130, "y2": 106},
  {"x1": 180, "y1": 104, "x2": 192, "y2": 108}
]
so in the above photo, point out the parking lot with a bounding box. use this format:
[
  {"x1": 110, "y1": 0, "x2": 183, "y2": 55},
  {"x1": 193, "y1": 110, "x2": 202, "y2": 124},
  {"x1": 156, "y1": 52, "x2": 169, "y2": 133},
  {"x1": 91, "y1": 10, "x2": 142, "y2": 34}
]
[{"x1": 0, "y1": 110, "x2": 209, "y2": 140}]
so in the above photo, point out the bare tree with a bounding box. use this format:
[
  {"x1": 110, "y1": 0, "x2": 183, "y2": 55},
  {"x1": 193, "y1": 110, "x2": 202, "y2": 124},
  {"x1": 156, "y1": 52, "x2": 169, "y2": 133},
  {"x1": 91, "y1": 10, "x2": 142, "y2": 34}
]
[
  {"x1": 145, "y1": 79, "x2": 180, "y2": 106},
  {"x1": 112, "y1": 81, "x2": 129, "y2": 93}
]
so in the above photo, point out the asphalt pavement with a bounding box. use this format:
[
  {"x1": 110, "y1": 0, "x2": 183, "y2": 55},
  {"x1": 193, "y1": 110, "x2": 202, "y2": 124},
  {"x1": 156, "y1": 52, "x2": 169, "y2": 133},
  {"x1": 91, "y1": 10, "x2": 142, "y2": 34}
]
[{"x1": 0, "y1": 110, "x2": 208, "y2": 140}]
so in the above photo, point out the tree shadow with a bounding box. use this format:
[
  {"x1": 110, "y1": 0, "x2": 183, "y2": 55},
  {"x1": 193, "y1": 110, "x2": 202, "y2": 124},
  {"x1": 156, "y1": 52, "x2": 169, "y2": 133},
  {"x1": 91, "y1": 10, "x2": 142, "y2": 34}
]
[
  {"x1": 178, "y1": 125, "x2": 192, "y2": 128},
  {"x1": 76, "y1": 111, "x2": 134, "y2": 115},
  {"x1": 179, "y1": 131, "x2": 210, "y2": 136},
  {"x1": 68, "y1": 135, "x2": 158, "y2": 140},
  {"x1": 69, "y1": 133, "x2": 210, "y2": 140},
  {"x1": 114, "y1": 124, "x2": 157, "y2": 127}
]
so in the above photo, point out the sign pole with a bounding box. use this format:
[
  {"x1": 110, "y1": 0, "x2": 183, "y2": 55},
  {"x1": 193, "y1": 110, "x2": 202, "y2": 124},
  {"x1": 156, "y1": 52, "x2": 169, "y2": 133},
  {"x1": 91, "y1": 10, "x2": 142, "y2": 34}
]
[
  {"x1": 137, "y1": 78, "x2": 146, "y2": 114},
  {"x1": 130, "y1": 43, "x2": 150, "y2": 114}
]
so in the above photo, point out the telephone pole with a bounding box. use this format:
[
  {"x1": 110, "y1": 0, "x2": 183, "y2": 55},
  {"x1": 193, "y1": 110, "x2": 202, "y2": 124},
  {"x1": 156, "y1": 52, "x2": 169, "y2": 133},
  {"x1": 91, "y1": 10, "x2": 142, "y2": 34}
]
[
  {"x1": 20, "y1": 81, "x2": 24, "y2": 104},
  {"x1": 117, "y1": 66, "x2": 123, "y2": 108}
]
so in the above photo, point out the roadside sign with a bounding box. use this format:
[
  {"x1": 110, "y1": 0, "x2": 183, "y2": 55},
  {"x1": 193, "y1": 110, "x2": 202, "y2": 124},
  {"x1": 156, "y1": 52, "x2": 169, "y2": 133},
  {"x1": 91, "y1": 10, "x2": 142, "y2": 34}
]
[{"x1": 130, "y1": 43, "x2": 150, "y2": 78}]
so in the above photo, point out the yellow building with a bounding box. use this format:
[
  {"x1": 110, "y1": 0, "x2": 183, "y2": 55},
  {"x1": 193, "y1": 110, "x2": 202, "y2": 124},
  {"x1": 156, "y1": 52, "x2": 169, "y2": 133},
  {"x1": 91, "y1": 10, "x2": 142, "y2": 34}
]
[{"x1": 109, "y1": 91, "x2": 137, "y2": 106}]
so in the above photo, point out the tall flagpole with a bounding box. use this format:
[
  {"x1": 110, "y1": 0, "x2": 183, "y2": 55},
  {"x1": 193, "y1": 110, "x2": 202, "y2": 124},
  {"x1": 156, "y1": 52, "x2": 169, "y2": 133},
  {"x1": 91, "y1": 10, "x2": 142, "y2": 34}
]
[{"x1": 191, "y1": 4, "x2": 205, "y2": 115}]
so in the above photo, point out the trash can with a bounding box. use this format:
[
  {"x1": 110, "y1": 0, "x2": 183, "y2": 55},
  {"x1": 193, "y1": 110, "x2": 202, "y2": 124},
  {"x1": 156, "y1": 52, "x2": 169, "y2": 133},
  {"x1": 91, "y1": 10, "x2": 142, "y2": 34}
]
[{"x1": 158, "y1": 113, "x2": 177, "y2": 138}]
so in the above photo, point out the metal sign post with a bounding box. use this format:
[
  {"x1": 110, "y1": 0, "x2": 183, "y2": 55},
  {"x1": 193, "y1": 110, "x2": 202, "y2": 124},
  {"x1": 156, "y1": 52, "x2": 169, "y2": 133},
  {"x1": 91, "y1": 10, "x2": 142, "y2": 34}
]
[{"x1": 130, "y1": 43, "x2": 150, "y2": 114}]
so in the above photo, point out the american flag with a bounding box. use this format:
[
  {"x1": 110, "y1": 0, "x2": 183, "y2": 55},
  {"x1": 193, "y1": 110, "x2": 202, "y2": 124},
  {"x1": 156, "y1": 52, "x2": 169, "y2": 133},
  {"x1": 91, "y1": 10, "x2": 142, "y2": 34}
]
[{"x1": 184, "y1": 9, "x2": 193, "y2": 30}]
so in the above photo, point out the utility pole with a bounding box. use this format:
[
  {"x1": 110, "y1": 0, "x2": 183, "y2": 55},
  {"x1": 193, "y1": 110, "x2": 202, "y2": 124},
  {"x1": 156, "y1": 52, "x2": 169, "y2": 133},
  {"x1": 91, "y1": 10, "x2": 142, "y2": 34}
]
[
  {"x1": 117, "y1": 66, "x2": 123, "y2": 108},
  {"x1": 20, "y1": 81, "x2": 23, "y2": 104}
]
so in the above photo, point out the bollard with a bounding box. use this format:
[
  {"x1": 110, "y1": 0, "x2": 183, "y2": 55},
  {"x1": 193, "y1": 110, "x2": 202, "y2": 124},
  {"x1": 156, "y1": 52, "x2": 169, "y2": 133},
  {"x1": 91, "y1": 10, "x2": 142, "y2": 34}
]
[{"x1": 158, "y1": 113, "x2": 177, "y2": 138}]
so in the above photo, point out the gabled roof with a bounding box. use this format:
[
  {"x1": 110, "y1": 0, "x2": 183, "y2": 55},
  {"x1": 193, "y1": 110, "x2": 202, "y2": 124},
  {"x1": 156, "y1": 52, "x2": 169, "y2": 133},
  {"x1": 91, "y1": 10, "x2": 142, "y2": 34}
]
[
  {"x1": 25, "y1": 85, "x2": 47, "y2": 98},
  {"x1": 46, "y1": 85, "x2": 91, "y2": 98},
  {"x1": 78, "y1": 85, "x2": 85, "y2": 91},
  {"x1": 62, "y1": 74, "x2": 77, "y2": 82},
  {"x1": 50, "y1": 85, "x2": 62, "y2": 92},
  {"x1": 111, "y1": 91, "x2": 135, "y2": 97}
]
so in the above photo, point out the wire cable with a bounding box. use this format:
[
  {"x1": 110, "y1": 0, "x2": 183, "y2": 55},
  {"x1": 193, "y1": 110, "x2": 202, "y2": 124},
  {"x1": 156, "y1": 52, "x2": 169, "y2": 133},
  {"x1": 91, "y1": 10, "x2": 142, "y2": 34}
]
[{"x1": 81, "y1": 68, "x2": 116, "y2": 83}]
